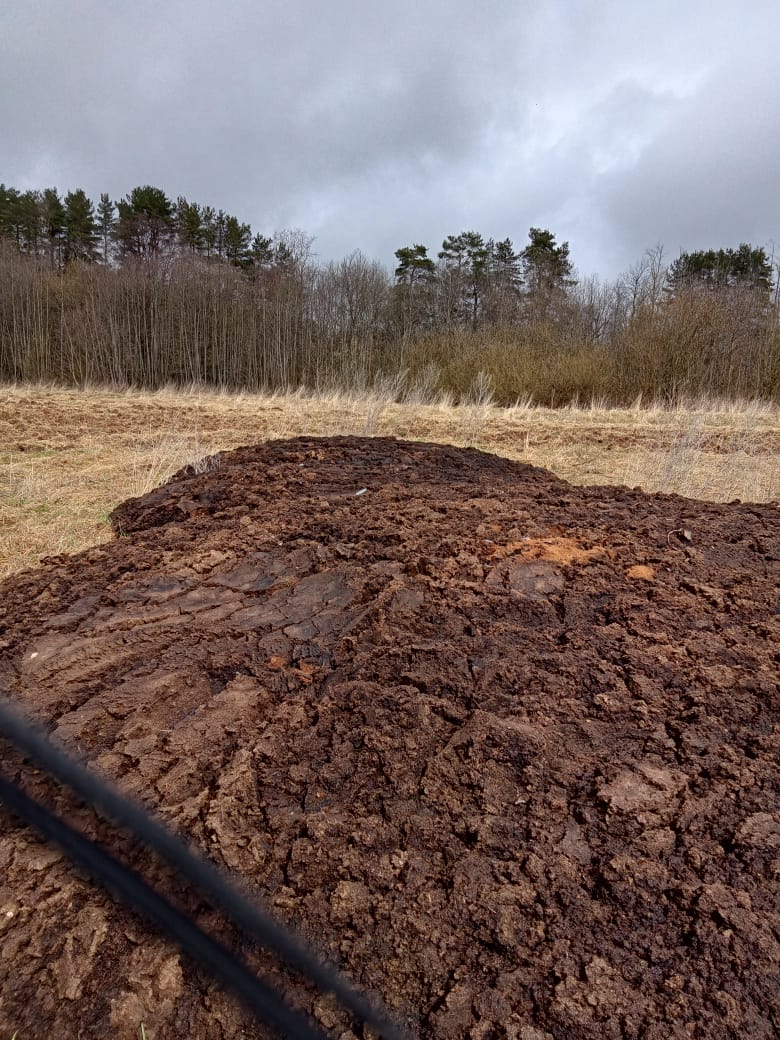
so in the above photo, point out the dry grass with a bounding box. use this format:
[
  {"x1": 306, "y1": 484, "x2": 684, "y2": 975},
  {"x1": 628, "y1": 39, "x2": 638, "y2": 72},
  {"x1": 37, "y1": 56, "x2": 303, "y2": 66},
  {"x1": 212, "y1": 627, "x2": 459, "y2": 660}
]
[{"x1": 1, "y1": 382, "x2": 778, "y2": 578}]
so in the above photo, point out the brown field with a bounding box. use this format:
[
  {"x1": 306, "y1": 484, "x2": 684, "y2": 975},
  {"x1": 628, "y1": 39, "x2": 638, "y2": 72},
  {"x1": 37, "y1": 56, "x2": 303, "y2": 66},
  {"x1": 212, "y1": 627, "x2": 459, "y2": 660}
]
[{"x1": 1, "y1": 382, "x2": 779, "y2": 579}]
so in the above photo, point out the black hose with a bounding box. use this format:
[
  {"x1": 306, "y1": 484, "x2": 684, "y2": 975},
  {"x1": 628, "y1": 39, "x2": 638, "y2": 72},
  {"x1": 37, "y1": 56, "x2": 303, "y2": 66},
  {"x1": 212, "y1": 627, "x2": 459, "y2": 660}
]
[{"x1": 0, "y1": 695, "x2": 410, "y2": 1040}]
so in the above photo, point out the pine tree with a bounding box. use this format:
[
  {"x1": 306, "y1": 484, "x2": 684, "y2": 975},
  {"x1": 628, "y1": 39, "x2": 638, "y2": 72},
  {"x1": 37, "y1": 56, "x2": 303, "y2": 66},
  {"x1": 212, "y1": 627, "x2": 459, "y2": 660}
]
[
  {"x1": 224, "y1": 215, "x2": 252, "y2": 266},
  {"x1": 41, "y1": 188, "x2": 66, "y2": 267},
  {"x1": 273, "y1": 239, "x2": 295, "y2": 273},
  {"x1": 201, "y1": 206, "x2": 217, "y2": 258},
  {"x1": 394, "y1": 244, "x2": 436, "y2": 284},
  {"x1": 214, "y1": 210, "x2": 227, "y2": 259},
  {"x1": 394, "y1": 243, "x2": 436, "y2": 337},
  {"x1": 668, "y1": 245, "x2": 772, "y2": 297},
  {"x1": 438, "y1": 231, "x2": 488, "y2": 327},
  {"x1": 115, "y1": 185, "x2": 175, "y2": 259},
  {"x1": 63, "y1": 190, "x2": 99, "y2": 262},
  {"x1": 0, "y1": 184, "x2": 19, "y2": 243},
  {"x1": 485, "y1": 237, "x2": 523, "y2": 322},
  {"x1": 17, "y1": 190, "x2": 43, "y2": 255},
  {"x1": 520, "y1": 227, "x2": 574, "y2": 320},
  {"x1": 250, "y1": 233, "x2": 274, "y2": 268},
  {"x1": 175, "y1": 197, "x2": 203, "y2": 254},
  {"x1": 97, "y1": 193, "x2": 116, "y2": 264},
  {"x1": 490, "y1": 238, "x2": 523, "y2": 290}
]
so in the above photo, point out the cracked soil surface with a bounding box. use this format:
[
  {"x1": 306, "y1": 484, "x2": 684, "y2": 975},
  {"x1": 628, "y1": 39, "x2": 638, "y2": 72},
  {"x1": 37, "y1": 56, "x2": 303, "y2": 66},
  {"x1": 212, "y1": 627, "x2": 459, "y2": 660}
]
[{"x1": 0, "y1": 435, "x2": 778, "y2": 1039}]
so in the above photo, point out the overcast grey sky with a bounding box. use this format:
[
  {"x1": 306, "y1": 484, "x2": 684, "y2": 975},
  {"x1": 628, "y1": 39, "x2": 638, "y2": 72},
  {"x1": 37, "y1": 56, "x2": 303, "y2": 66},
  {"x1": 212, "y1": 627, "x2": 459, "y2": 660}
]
[{"x1": 2, "y1": 0, "x2": 778, "y2": 277}]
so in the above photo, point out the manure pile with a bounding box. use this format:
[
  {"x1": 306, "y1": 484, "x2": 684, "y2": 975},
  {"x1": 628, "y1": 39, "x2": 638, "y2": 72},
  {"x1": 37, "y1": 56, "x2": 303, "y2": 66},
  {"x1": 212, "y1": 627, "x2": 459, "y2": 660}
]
[{"x1": 0, "y1": 436, "x2": 778, "y2": 1039}]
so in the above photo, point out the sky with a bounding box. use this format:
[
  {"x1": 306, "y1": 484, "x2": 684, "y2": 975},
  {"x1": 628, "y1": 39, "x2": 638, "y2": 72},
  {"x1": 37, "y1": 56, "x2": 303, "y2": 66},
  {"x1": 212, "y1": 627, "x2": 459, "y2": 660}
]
[{"x1": 2, "y1": 0, "x2": 778, "y2": 279}]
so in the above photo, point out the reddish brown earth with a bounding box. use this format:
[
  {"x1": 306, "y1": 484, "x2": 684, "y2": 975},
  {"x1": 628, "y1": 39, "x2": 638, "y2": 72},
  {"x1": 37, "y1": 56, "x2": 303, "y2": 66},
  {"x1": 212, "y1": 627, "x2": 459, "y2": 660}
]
[{"x1": 0, "y1": 435, "x2": 778, "y2": 1040}]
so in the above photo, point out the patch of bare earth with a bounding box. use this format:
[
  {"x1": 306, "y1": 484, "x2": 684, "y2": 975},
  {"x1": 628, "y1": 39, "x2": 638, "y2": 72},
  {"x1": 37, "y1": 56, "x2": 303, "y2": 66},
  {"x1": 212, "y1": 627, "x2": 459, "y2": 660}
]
[
  {"x1": 1, "y1": 384, "x2": 779, "y2": 578},
  {"x1": 0, "y1": 436, "x2": 778, "y2": 1039}
]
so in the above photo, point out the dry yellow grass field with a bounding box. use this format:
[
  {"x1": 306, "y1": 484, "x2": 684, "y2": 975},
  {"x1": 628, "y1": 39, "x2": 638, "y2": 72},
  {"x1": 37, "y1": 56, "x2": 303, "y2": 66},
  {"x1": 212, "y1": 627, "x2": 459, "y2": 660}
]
[{"x1": 1, "y1": 382, "x2": 778, "y2": 579}]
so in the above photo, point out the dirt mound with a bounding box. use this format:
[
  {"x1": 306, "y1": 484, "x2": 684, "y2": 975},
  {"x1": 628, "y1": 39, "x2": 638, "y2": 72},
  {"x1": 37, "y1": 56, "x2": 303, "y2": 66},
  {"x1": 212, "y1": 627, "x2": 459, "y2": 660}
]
[{"x1": 0, "y1": 436, "x2": 778, "y2": 1039}]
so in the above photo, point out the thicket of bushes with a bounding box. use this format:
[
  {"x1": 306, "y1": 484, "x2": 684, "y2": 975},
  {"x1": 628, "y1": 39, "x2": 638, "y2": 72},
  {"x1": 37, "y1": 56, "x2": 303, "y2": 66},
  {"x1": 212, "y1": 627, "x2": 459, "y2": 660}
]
[{"x1": 1, "y1": 242, "x2": 778, "y2": 406}]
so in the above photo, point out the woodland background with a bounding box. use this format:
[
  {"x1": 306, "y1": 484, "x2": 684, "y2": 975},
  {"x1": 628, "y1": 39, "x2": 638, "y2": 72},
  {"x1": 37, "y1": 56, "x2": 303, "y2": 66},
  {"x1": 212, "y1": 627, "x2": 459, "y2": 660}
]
[{"x1": 1, "y1": 182, "x2": 778, "y2": 405}]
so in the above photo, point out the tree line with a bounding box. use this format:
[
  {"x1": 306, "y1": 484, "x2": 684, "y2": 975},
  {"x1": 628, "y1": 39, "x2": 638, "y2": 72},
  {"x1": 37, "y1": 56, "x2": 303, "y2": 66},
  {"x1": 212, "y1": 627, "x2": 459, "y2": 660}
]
[
  {"x1": 0, "y1": 181, "x2": 778, "y2": 404},
  {"x1": 0, "y1": 183, "x2": 283, "y2": 268}
]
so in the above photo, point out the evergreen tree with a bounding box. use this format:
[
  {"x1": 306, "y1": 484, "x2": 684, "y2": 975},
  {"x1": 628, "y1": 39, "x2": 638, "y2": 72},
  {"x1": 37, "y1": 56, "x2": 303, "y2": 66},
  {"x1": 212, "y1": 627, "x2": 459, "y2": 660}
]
[
  {"x1": 41, "y1": 188, "x2": 66, "y2": 267},
  {"x1": 0, "y1": 184, "x2": 19, "y2": 243},
  {"x1": 214, "y1": 210, "x2": 228, "y2": 259},
  {"x1": 97, "y1": 193, "x2": 116, "y2": 264},
  {"x1": 201, "y1": 206, "x2": 217, "y2": 258},
  {"x1": 63, "y1": 189, "x2": 99, "y2": 263},
  {"x1": 175, "y1": 196, "x2": 203, "y2": 254},
  {"x1": 485, "y1": 237, "x2": 523, "y2": 322},
  {"x1": 394, "y1": 243, "x2": 436, "y2": 284},
  {"x1": 115, "y1": 185, "x2": 175, "y2": 259},
  {"x1": 667, "y1": 245, "x2": 772, "y2": 297},
  {"x1": 2, "y1": 187, "x2": 25, "y2": 248},
  {"x1": 520, "y1": 227, "x2": 574, "y2": 320},
  {"x1": 17, "y1": 190, "x2": 43, "y2": 255},
  {"x1": 438, "y1": 231, "x2": 489, "y2": 327},
  {"x1": 250, "y1": 232, "x2": 274, "y2": 268},
  {"x1": 273, "y1": 239, "x2": 295, "y2": 273},
  {"x1": 489, "y1": 238, "x2": 523, "y2": 289},
  {"x1": 729, "y1": 243, "x2": 772, "y2": 293},
  {"x1": 224, "y1": 215, "x2": 252, "y2": 266},
  {"x1": 438, "y1": 231, "x2": 488, "y2": 271},
  {"x1": 394, "y1": 243, "x2": 436, "y2": 337}
]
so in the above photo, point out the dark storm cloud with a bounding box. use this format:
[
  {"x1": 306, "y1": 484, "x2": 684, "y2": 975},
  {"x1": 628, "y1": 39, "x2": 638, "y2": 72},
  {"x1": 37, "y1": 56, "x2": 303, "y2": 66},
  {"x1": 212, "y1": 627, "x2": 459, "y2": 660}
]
[
  {"x1": 1, "y1": 0, "x2": 778, "y2": 278},
  {"x1": 600, "y1": 62, "x2": 780, "y2": 267}
]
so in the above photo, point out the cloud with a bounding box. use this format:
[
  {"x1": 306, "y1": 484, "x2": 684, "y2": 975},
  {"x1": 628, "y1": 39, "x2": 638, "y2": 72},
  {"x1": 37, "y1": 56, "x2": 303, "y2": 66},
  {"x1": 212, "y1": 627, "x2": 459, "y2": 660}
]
[
  {"x1": 1, "y1": 0, "x2": 778, "y2": 278},
  {"x1": 601, "y1": 63, "x2": 780, "y2": 264}
]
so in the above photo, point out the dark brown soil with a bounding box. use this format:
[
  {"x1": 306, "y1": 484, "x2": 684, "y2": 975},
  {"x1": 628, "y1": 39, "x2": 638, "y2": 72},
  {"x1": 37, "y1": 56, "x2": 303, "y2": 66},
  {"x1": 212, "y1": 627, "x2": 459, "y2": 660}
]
[{"x1": 0, "y1": 436, "x2": 778, "y2": 1040}]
